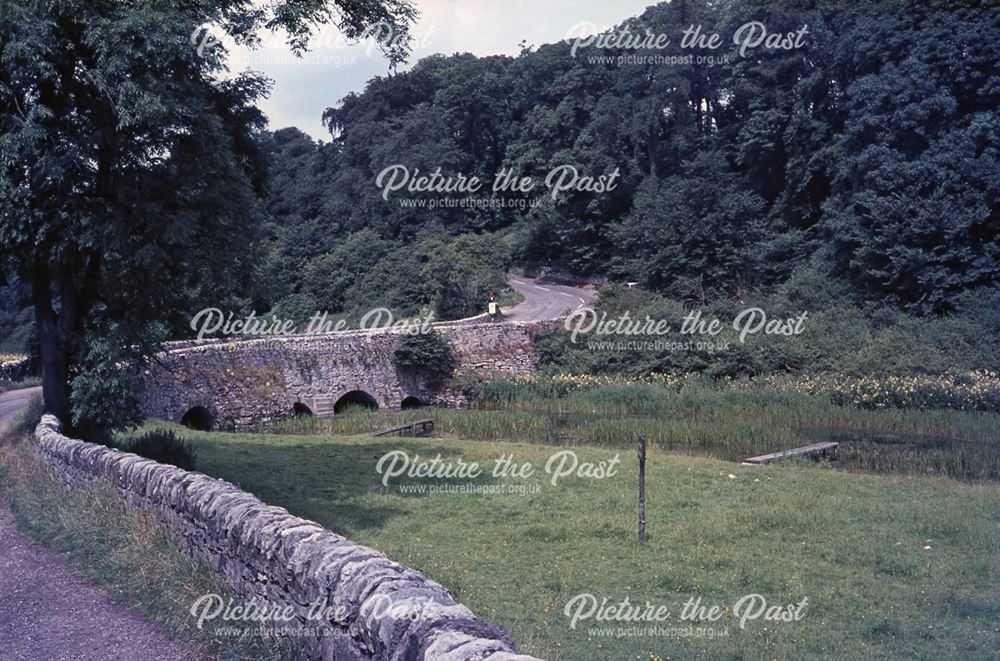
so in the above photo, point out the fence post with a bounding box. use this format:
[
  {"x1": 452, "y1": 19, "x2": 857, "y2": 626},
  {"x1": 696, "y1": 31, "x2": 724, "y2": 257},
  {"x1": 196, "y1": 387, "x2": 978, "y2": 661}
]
[{"x1": 638, "y1": 434, "x2": 646, "y2": 541}]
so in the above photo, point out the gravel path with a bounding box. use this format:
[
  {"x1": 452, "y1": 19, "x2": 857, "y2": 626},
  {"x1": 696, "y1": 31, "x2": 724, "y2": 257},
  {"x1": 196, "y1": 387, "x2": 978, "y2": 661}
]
[{"x1": 0, "y1": 387, "x2": 200, "y2": 661}]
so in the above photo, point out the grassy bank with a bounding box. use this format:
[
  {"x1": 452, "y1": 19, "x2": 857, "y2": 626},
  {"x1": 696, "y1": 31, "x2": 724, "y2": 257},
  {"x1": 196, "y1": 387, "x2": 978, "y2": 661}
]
[
  {"x1": 146, "y1": 425, "x2": 1000, "y2": 660},
  {"x1": 0, "y1": 421, "x2": 301, "y2": 660},
  {"x1": 0, "y1": 374, "x2": 39, "y2": 394}
]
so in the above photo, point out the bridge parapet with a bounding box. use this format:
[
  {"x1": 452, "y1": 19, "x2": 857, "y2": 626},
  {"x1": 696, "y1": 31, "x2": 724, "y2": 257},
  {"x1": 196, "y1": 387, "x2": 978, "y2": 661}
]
[{"x1": 141, "y1": 321, "x2": 551, "y2": 430}]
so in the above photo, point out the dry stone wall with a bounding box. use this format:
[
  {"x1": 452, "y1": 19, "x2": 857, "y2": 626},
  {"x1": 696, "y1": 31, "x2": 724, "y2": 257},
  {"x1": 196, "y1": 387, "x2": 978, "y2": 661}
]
[
  {"x1": 33, "y1": 414, "x2": 543, "y2": 661},
  {"x1": 0, "y1": 356, "x2": 35, "y2": 383}
]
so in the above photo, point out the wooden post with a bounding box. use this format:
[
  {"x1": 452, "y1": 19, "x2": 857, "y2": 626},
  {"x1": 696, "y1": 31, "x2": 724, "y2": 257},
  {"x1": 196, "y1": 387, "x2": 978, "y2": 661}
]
[{"x1": 637, "y1": 434, "x2": 646, "y2": 541}]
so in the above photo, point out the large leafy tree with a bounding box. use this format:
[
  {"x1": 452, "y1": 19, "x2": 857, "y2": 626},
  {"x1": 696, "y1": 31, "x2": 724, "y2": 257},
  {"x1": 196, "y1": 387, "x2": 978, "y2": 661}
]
[
  {"x1": 822, "y1": 5, "x2": 1000, "y2": 313},
  {"x1": 613, "y1": 152, "x2": 765, "y2": 299},
  {"x1": 0, "y1": 0, "x2": 415, "y2": 434}
]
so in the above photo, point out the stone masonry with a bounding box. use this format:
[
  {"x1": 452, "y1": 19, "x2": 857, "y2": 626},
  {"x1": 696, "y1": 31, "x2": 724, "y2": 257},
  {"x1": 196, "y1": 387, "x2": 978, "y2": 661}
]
[
  {"x1": 141, "y1": 321, "x2": 549, "y2": 429},
  {"x1": 33, "y1": 415, "x2": 544, "y2": 661}
]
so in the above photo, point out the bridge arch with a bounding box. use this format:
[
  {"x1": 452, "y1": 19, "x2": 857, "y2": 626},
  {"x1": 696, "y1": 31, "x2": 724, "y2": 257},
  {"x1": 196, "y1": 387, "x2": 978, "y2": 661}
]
[
  {"x1": 180, "y1": 405, "x2": 214, "y2": 431},
  {"x1": 293, "y1": 402, "x2": 313, "y2": 416},
  {"x1": 333, "y1": 390, "x2": 379, "y2": 414},
  {"x1": 401, "y1": 396, "x2": 423, "y2": 410},
  {"x1": 141, "y1": 321, "x2": 542, "y2": 429}
]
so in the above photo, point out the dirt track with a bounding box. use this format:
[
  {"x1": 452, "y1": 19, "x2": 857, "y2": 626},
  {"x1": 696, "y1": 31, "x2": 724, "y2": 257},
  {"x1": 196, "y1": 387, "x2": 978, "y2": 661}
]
[{"x1": 0, "y1": 387, "x2": 198, "y2": 661}]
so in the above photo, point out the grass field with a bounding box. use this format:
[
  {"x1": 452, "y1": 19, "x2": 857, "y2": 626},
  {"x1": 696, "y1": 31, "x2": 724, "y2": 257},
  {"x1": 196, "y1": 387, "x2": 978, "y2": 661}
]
[{"x1": 145, "y1": 423, "x2": 1000, "y2": 660}]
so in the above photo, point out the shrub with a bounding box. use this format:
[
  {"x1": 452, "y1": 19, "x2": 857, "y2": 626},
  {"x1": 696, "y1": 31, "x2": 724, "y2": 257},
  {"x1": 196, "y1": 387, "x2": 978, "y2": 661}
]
[
  {"x1": 121, "y1": 430, "x2": 196, "y2": 470},
  {"x1": 828, "y1": 372, "x2": 1000, "y2": 413},
  {"x1": 537, "y1": 280, "x2": 1000, "y2": 380},
  {"x1": 422, "y1": 234, "x2": 511, "y2": 320},
  {"x1": 393, "y1": 330, "x2": 456, "y2": 388},
  {"x1": 270, "y1": 292, "x2": 319, "y2": 328}
]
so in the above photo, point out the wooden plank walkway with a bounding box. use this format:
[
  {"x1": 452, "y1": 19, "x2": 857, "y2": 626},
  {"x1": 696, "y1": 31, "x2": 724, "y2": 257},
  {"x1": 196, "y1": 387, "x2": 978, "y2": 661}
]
[
  {"x1": 743, "y1": 442, "x2": 838, "y2": 465},
  {"x1": 371, "y1": 419, "x2": 435, "y2": 437}
]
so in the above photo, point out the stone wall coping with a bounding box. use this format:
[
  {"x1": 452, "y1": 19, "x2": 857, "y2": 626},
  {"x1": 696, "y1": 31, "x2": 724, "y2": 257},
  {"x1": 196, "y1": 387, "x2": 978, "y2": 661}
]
[
  {"x1": 33, "y1": 414, "x2": 543, "y2": 661},
  {"x1": 158, "y1": 320, "x2": 551, "y2": 355}
]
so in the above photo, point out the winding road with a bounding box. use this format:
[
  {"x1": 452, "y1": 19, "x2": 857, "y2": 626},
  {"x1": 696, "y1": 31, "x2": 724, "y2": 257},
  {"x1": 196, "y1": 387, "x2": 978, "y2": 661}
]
[
  {"x1": 0, "y1": 387, "x2": 195, "y2": 661},
  {"x1": 503, "y1": 276, "x2": 595, "y2": 322}
]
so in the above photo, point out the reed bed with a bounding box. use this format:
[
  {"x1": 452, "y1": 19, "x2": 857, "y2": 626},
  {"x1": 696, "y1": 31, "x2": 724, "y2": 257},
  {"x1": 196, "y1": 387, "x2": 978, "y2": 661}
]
[{"x1": 255, "y1": 376, "x2": 1000, "y2": 481}]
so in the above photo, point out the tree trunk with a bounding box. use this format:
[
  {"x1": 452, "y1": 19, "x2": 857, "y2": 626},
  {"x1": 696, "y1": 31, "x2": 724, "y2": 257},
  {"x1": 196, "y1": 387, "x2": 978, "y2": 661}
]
[{"x1": 31, "y1": 266, "x2": 71, "y2": 423}]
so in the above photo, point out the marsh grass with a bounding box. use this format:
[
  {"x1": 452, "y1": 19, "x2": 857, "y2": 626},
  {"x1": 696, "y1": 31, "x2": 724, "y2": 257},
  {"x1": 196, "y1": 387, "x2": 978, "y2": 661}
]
[{"x1": 257, "y1": 383, "x2": 1000, "y2": 481}]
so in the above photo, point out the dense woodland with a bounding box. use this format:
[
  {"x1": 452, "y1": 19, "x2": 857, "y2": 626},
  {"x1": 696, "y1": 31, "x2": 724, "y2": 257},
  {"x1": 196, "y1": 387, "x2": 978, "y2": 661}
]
[
  {"x1": 256, "y1": 0, "x2": 999, "y2": 323},
  {"x1": 2, "y1": 0, "x2": 999, "y2": 432}
]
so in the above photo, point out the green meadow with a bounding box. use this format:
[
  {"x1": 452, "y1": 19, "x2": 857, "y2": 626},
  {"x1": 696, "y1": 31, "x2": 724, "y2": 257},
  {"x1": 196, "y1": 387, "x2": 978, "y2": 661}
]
[{"x1": 154, "y1": 423, "x2": 1000, "y2": 661}]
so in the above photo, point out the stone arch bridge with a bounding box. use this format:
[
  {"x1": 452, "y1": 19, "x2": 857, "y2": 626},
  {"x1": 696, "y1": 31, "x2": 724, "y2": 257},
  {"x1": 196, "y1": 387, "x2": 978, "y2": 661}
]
[{"x1": 140, "y1": 321, "x2": 548, "y2": 431}]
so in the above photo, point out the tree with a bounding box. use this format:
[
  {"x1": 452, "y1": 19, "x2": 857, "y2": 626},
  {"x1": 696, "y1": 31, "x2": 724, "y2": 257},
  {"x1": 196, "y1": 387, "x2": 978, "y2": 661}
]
[
  {"x1": 423, "y1": 234, "x2": 511, "y2": 319},
  {"x1": 234, "y1": 0, "x2": 998, "y2": 333},
  {"x1": 394, "y1": 330, "x2": 455, "y2": 389},
  {"x1": 822, "y1": 7, "x2": 1000, "y2": 313},
  {"x1": 613, "y1": 152, "x2": 765, "y2": 299},
  {"x1": 0, "y1": 0, "x2": 415, "y2": 434}
]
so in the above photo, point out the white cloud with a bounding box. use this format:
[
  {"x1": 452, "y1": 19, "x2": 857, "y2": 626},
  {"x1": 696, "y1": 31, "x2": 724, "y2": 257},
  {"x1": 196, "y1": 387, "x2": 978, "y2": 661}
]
[{"x1": 229, "y1": 0, "x2": 657, "y2": 140}]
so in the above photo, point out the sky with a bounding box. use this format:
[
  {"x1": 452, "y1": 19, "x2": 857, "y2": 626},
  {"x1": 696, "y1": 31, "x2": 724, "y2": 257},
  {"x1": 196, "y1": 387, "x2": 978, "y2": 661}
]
[{"x1": 226, "y1": 0, "x2": 658, "y2": 141}]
